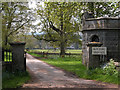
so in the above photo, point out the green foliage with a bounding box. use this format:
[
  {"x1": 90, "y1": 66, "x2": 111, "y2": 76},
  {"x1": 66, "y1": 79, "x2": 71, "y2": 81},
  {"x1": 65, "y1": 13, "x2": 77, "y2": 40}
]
[
  {"x1": 2, "y1": 71, "x2": 30, "y2": 88},
  {"x1": 103, "y1": 59, "x2": 118, "y2": 76},
  {"x1": 84, "y1": 2, "x2": 120, "y2": 17},
  {"x1": 2, "y1": 2, "x2": 34, "y2": 46}
]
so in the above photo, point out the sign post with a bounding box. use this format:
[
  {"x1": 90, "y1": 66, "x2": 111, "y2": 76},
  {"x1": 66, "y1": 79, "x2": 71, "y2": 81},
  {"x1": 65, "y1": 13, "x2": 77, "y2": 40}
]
[{"x1": 92, "y1": 47, "x2": 107, "y2": 55}]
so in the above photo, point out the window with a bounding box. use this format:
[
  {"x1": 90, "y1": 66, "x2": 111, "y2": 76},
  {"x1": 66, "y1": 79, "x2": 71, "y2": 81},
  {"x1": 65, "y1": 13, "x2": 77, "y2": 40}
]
[{"x1": 91, "y1": 35, "x2": 99, "y2": 42}]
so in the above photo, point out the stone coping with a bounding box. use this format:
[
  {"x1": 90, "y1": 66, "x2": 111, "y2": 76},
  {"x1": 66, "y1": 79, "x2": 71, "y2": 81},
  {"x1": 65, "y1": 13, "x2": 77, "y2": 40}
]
[
  {"x1": 86, "y1": 42, "x2": 102, "y2": 46},
  {"x1": 82, "y1": 28, "x2": 120, "y2": 31},
  {"x1": 82, "y1": 17, "x2": 120, "y2": 30},
  {"x1": 86, "y1": 17, "x2": 120, "y2": 21}
]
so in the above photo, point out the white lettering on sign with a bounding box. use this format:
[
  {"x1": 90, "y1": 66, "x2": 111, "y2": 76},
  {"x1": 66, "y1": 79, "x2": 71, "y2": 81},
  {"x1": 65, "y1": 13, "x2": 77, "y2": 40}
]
[{"x1": 92, "y1": 47, "x2": 107, "y2": 55}]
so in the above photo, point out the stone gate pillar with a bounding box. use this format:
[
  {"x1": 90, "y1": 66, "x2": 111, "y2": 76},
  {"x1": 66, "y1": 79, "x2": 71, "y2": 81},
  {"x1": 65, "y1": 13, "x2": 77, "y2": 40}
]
[
  {"x1": 86, "y1": 42, "x2": 102, "y2": 69},
  {"x1": 9, "y1": 42, "x2": 26, "y2": 72}
]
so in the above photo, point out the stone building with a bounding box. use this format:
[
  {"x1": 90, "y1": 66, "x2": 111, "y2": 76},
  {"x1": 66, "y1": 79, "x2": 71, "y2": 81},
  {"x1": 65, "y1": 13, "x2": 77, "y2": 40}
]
[{"x1": 82, "y1": 14, "x2": 120, "y2": 68}]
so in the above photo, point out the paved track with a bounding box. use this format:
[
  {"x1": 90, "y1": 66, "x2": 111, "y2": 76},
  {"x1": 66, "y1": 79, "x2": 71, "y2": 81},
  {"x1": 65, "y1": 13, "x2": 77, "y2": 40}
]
[{"x1": 22, "y1": 54, "x2": 118, "y2": 88}]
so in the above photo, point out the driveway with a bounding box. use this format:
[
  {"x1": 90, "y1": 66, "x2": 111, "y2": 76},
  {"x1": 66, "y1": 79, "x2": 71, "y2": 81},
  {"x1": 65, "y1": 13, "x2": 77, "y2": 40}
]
[{"x1": 22, "y1": 54, "x2": 118, "y2": 88}]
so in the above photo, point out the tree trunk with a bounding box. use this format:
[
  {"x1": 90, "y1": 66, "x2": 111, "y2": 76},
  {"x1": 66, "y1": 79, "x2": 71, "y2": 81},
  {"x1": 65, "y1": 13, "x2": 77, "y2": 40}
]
[
  {"x1": 2, "y1": 35, "x2": 8, "y2": 49},
  {"x1": 60, "y1": 41, "x2": 65, "y2": 57},
  {"x1": 5, "y1": 36, "x2": 8, "y2": 46},
  {"x1": 59, "y1": 9, "x2": 65, "y2": 57}
]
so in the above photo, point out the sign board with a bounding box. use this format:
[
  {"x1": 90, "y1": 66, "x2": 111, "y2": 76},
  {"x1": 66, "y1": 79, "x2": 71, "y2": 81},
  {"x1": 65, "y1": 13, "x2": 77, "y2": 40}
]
[{"x1": 92, "y1": 47, "x2": 107, "y2": 55}]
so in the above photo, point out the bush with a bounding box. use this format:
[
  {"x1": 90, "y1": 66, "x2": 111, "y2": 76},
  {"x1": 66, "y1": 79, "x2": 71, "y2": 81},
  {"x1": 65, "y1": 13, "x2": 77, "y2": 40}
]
[{"x1": 103, "y1": 59, "x2": 118, "y2": 76}]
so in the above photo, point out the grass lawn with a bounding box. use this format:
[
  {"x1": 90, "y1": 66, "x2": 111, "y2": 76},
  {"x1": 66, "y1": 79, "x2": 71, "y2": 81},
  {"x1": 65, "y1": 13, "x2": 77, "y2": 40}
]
[
  {"x1": 29, "y1": 49, "x2": 82, "y2": 54},
  {"x1": 2, "y1": 71, "x2": 30, "y2": 88},
  {"x1": 28, "y1": 52, "x2": 119, "y2": 84}
]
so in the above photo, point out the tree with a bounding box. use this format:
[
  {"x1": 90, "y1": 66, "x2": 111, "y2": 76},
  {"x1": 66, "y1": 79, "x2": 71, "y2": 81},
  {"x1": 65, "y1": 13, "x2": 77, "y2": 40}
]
[
  {"x1": 2, "y1": 2, "x2": 34, "y2": 48},
  {"x1": 83, "y1": 2, "x2": 120, "y2": 17},
  {"x1": 32, "y1": 2, "x2": 82, "y2": 56}
]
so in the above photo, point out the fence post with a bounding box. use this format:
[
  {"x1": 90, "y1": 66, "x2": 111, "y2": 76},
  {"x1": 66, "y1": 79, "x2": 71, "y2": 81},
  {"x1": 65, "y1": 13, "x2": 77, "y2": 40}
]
[{"x1": 69, "y1": 52, "x2": 71, "y2": 57}]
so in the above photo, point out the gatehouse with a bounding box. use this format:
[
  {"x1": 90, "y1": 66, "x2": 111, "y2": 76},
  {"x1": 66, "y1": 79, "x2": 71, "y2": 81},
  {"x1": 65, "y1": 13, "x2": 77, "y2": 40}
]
[{"x1": 82, "y1": 13, "x2": 120, "y2": 69}]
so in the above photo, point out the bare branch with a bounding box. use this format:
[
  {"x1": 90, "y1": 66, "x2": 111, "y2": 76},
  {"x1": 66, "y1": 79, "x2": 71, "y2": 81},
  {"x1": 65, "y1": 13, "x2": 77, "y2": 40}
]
[
  {"x1": 49, "y1": 21, "x2": 62, "y2": 33},
  {"x1": 8, "y1": 19, "x2": 30, "y2": 36}
]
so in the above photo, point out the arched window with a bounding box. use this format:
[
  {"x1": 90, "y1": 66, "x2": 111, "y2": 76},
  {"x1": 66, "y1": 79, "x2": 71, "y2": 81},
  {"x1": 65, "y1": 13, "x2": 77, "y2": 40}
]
[{"x1": 91, "y1": 35, "x2": 99, "y2": 42}]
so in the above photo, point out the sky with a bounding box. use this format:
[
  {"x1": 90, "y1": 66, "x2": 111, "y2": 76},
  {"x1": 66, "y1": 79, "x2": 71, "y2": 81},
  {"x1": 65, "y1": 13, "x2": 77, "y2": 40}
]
[
  {"x1": 28, "y1": 1, "x2": 44, "y2": 35},
  {"x1": 28, "y1": 1, "x2": 44, "y2": 9},
  {"x1": 28, "y1": 1, "x2": 37, "y2": 9}
]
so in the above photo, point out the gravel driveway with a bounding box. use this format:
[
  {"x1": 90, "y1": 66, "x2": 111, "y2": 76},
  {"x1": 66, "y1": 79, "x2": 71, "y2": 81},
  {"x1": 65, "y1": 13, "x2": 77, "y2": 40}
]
[{"x1": 22, "y1": 54, "x2": 118, "y2": 88}]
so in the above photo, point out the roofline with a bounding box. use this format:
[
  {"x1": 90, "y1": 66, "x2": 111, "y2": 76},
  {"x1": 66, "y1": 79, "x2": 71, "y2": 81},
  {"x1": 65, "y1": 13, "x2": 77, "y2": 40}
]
[{"x1": 86, "y1": 17, "x2": 120, "y2": 21}]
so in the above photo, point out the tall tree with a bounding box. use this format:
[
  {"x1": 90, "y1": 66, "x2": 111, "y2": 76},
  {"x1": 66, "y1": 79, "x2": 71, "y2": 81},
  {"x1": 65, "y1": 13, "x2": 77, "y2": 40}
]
[
  {"x1": 33, "y1": 2, "x2": 82, "y2": 56},
  {"x1": 2, "y1": 2, "x2": 34, "y2": 48}
]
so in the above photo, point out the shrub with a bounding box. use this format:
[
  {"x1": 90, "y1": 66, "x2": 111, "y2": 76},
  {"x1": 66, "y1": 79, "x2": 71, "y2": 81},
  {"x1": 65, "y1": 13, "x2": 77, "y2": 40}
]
[{"x1": 103, "y1": 59, "x2": 118, "y2": 76}]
